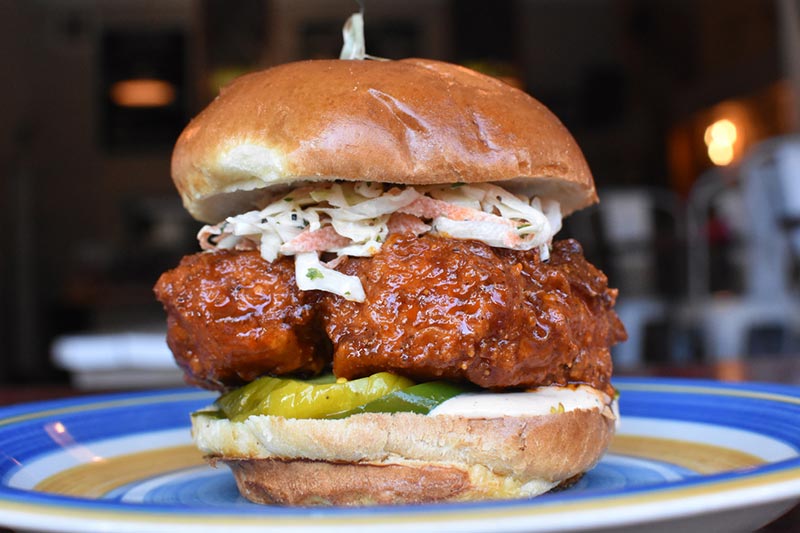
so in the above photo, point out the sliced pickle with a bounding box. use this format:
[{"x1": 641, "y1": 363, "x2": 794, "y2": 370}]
[
  {"x1": 215, "y1": 372, "x2": 414, "y2": 421},
  {"x1": 327, "y1": 380, "x2": 470, "y2": 418}
]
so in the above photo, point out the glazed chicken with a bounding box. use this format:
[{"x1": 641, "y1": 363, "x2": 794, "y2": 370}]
[
  {"x1": 154, "y1": 235, "x2": 626, "y2": 395},
  {"x1": 324, "y1": 236, "x2": 624, "y2": 396},
  {"x1": 154, "y1": 252, "x2": 328, "y2": 390}
]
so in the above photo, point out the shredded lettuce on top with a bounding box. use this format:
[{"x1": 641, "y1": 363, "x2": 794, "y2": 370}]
[{"x1": 198, "y1": 182, "x2": 562, "y2": 302}]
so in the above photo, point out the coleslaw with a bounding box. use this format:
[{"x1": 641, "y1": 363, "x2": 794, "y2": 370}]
[{"x1": 198, "y1": 182, "x2": 562, "y2": 302}]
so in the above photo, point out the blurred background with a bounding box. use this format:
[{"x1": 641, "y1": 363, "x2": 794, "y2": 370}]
[{"x1": 1, "y1": 0, "x2": 800, "y2": 390}]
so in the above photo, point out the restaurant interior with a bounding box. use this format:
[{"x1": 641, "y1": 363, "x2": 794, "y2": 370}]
[
  {"x1": 1, "y1": 0, "x2": 799, "y2": 388},
  {"x1": 1, "y1": 0, "x2": 800, "y2": 531}
]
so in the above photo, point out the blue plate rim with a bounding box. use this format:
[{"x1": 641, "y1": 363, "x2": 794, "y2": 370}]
[{"x1": 1, "y1": 377, "x2": 800, "y2": 529}]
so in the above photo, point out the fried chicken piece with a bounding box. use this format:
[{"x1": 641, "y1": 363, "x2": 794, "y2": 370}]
[
  {"x1": 155, "y1": 235, "x2": 625, "y2": 395},
  {"x1": 495, "y1": 239, "x2": 627, "y2": 394},
  {"x1": 154, "y1": 250, "x2": 329, "y2": 390},
  {"x1": 322, "y1": 235, "x2": 626, "y2": 395}
]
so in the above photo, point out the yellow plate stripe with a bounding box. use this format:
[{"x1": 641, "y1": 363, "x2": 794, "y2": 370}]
[
  {"x1": 609, "y1": 435, "x2": 765, "y2": 474},
  {"x1": 35, "y1": 445, "x2": 206, "y2": 497}
]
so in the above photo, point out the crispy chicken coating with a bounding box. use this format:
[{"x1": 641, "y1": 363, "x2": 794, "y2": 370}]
[
  {"x1": 324, "y1": 236, "x2": 625, "y2": 396},
  {"x1": 155, "y1": 237, "x2": 625, "y2": 395},
  {"x1": 154, "y1": 251, "x2": 329, "y2": 390}
]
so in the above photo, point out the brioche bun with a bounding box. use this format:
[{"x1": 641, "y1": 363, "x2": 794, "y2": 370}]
[
  {"x1": 167, "y1": 57, "x2": 619, "y2": 507},
  {"x1": 192, "y1": 395, "x2": 616, "y2": 506},
  {"x1": 172, "y1": 58, "x2": 596, "y2": 223}
]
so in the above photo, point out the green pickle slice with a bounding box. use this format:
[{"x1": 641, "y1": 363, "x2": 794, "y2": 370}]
[
  {"x1": 213, "y1": 372, "x2": 470, "y2": 421},
  {"x1": 328, "y1": 380, "x2": 468, "y2": 418},
  {"x1": 216, "y1": 372, "x2": 414, "y2": 422}
]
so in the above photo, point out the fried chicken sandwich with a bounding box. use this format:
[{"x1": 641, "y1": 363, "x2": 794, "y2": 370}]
[{"x1": 154, "y1": 18, "x2": 626, "y2": 506}]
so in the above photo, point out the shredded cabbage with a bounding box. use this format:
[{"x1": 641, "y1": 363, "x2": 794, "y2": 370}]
[
  {"x1": 339, "y1": 11, "x2": 388, "y2": 62},
  {"x1": 198, "y1": 182, "x2": 563, "y2": 302},
  {"x1": 340, "y1": 12, "x2": 366, "y2": 60},
  {"x1": 295, "y1": 252, "x2": 366, "y2": 301}
]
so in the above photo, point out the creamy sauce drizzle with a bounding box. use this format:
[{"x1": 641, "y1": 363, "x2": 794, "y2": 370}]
[{"x1": 429, "y1": 385, "x2": 612, "y2": 418}]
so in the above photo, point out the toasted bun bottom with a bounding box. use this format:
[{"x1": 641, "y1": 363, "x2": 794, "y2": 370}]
[
  {"x1": 192, "y1": 403, "x2": 615, "y2": 506},
  {"x1": 221, "y1": 458, "x2": 584, "y2": 506}
]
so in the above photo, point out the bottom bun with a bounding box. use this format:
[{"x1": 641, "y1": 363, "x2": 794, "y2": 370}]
[
  {"x1": 222, "y1": 458, "x2": 584, "y2": 506},
  {"x1": 192, "y1": 393, "x2": 616, "y2": 506}
]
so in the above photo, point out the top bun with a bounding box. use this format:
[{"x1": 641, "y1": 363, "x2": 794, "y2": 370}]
[{"x1": 172, "y1": 58, "x2": 596, "y2": 223}]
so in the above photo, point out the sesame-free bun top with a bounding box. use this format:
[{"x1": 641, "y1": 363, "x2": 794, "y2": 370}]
[{"x1": 172, "y1": 58, "x2": 597, "y2": 223}]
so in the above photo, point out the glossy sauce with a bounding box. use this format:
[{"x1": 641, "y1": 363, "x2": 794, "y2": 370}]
[
  {"x1": 155, "y1": 236, "x2": 626, "y2": 395},
  {"x1": 154, "y1": 252, "x2": 329, "y2": 390},
  {"x1": 325, "y1": 236, "x2": 625, "y2": 396}
]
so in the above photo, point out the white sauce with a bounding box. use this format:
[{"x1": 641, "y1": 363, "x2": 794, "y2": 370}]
[{"x1": 428, "y1": 385, "x2": 612, "y2": 418}]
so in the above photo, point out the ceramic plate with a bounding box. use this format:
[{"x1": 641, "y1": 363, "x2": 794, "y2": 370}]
[{"x1": 1, "y1": 378, "x2": 800, "y2": 533}]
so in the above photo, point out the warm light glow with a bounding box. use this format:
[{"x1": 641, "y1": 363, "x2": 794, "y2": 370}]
[
  {"x1": 704, "y1": 118, "x2": 738, "y2": 166},
  {"x1": 707, "y1": 143, "x2": 735, "y2": 166},
  {"x1": 704, "y1": 119, "x2": 738, "y2": 146},
  {"x1": 110, "y1": 78, "x2": 176, "y2": 107}
]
